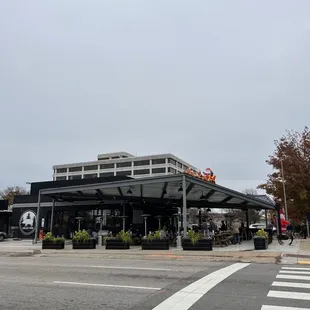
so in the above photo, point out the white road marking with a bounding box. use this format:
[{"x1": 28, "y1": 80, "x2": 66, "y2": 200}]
[
  {"x1": 262, "y1": 305, "x2": 310, "y2": 310},
  {"x1": 277, "y1": 274, "x2": 310, "y2": 281},
  {"x1": 152, "y1": 262, "x2": 250, "y2": 310},
  {"x1": 268, "y1": 290, "x2": 310, "y2": 300},
  {"x1": 282, "y1": 267, "x2": 310, "y2": 271},
  {"x1": 53, "y1": 281, "x2": 161, "y2": 290},
  {"x1": 280, "y1": 270, "x2": 310, "y2": 275},
  {"x1": 272, "y1": 281, "x2": 310, "y2": 289},
  {"x1": 89, "y1": 266, "x2": 171, "y2": 271}
]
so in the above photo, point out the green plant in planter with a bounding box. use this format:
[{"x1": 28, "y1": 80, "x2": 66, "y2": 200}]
[
  {"x1": 73, "y1": 230, "x2": 89, "y2": 242},
  {"x1": 54, "y1": 237, "x2": 65, "y2": 242},
  {"x1": 187, "y1": 229, "x2": 204, "y2": 245},
  {"x1": 43, "y1": 232, "x2": 54, "y2": 241},
  {"x1": 146, "y1": 230, "x2": 161, "y2": 241},
  {"x1": 116, "y1": 230, "x2": 132, "y2": 244},
  {"x1": 43, "y1": 232, "x2": 64, "y2": 243},
  {"x1": 254, "y1": 229, "x2": 268, "y2": 239}
]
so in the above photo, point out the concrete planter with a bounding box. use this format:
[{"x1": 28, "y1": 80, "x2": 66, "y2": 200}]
[
  {"x1": 42, "y1": 240, "x2": 65, "y2": 250},
  {"x1": 182, "y1": 239, "x2": 213, "y2": 251},
  {"x1": 141, "y1": 239, "x2": 169, "y2": 250},
  {"x1": 106, "y1": 239, "x2": 130, "y2": 249}
]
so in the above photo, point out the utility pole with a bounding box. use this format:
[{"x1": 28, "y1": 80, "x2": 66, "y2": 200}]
[{"x1": 280, "y1": 159, "x2": 288, "y2": 219}]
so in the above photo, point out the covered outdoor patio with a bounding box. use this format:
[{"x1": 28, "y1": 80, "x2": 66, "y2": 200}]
[{"x1": 34, "y1": 174, "x2": 276, "y2": 243}]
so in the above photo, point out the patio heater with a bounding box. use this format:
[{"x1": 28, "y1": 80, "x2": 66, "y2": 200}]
[
  {"x1": 141, "y1": 214, "x2": 150, "y2": 237},
  {"x1": 119, "y1": 215, "x2": 129, "y2": 231},
  {"x1": 155, "y1": 215, "x2": 163, "y2": 230},
  {"x1": 75, "y1": 217, "x2": 83, "y2": 231},
  {"x1": 173, "y1": 212, "x2": 182, "y2": 248}
]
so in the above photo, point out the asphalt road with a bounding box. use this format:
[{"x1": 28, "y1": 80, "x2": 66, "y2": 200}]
[{"x1": 0, "y1": 256, "x2": 309, "y2": 310}]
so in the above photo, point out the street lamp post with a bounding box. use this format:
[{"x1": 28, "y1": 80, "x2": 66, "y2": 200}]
[{"x1": 280, "y1": 159, "x2": 288, "y2": 219}]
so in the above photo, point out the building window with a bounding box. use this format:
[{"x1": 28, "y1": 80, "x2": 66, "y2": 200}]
[
  {"x1": 168, "y1": 158, "x2": 176, "y2": 166},
  {"x1": 56, "y1": 168, "x2": 67, "y2": 174},
  {"x1": 69, "y1": 175, "x2": 82, "y2": 180},
  {"x1": 152, "y1": 158, "x2": 166, "y2": 165},
  {"x1": 177, "y1": 162, "x2": 182, "y2": 168},
  {"x1": 116, "y1": 170, "x2": 132, "y2": 176},
  {"x1": 100, "y1": 163, "x2": 115, "y2": 169},
  {"x1": 168, "y1": 167, "x2": 176, "y2": 174},
  {"x1": 116, "y1": 162, "x2": 132, "y2": 168},
  {"x1": 83, "y1": 173, "x2": 97, "y2": 179},
  {"x1": 134, "y1": 169, "x2": 150, "y2": 175},
  {"x1": 100, "y1": 172, "x2": 115, "y2": 177},
  {"x1": 68, "y1": 166, "x2": 82, "y2": 172},
  {"x1": 133, "y1": 160, "x2": 150, "y2": 167},
  {"x1": 183, "y1": 165, "x2": 188, "y2": 170},
  {"x1": 84, "y1": 165, "x2": 98, "y2": 171},
  {"x1": 152, "y1": 168, "x2": 166, "y2": 174},
  {"x1": 56, "y1": 176, "x2": 67, "y2": 181}
]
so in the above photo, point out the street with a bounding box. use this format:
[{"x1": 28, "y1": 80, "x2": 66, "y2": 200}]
[{"x1": 0, "y1": 256, "x2": 309, "y2": 310}]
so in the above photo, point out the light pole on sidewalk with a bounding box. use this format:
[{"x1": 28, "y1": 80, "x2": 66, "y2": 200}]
[{"x1": 280, "y1": 159, "x2": 288, "y2": 220}]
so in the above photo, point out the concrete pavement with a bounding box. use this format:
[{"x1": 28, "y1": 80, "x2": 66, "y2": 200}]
[
  {"x1": 1, "y1": 238, "x2": 309, "y2": 264},
  {"x1": 1, "y1": 255, "x2": 310, "y2": 310}
]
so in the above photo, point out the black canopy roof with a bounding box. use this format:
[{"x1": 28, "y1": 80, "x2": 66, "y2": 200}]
[{"x1": 39, "y1": 174, "x2": 275, "y2": 210}]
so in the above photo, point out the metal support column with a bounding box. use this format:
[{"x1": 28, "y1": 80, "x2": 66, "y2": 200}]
[
  {"x1": 265, "y1": 209, "x2": 268, "y2": 227},
  {"x1": 245, "y1": 210, "x2": 250, "y2": 240},
  {"x1": 33, "y1": 191, "x2": 41, "y2": 244},
  {"x1": 182, "y1": 175, "x2": 187, "y2": 236},
  {"x1": 144, "y1": 217, "x2": 147, "y2": 237},
  {"x1": 122, "y1": 203, "x2": 126, "y2": 231},
  {"x1": 50, "y1": 199, "x2": 55, "y2": 234}
]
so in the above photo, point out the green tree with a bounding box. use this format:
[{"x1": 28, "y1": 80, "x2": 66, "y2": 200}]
[
  {"x1": 0, "y1": 186, "x2": 28, "y2": 206},
  {"x1": 258, "y1": 126, "x2": 310, "y2": 222}
]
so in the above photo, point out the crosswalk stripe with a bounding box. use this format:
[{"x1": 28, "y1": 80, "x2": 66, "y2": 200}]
[
  {"x1": 262, "y1": 305, "x2": 310, "y2": 310},
  {"x1": 280, "y1": 270, "x2": 310, "y2": 275},
  {"x1": 282, "y1": 267, "x2": 310, "y2": 271},
  {"x1": 272, "y1": 281, "x2": 310, "y2": 289},
  {"x1": 268, "y1": 290, "x2": 310, "y2": 300},
  {"x1": 277, "y1": 274, "x2": 310, "y2": 281}
]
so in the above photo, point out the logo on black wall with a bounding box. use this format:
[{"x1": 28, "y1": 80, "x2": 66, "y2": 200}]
[{"x1": 19, "y1": 210, "x2": 36, "y2": 235}]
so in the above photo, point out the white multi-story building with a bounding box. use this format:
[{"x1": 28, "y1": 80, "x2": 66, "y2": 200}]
[{"x1": 53, "y1": 152, "x2": 198, "y2": 181}]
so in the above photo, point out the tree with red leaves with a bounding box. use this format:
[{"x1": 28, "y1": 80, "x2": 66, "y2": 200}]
[{"x1": 258, "y1": 126, "x2": 310, "y2": 223}]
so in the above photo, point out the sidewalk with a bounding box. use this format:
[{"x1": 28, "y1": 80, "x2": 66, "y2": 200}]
[{"x1": 1, "y1": 238, "x2": 309, "y2": 264}]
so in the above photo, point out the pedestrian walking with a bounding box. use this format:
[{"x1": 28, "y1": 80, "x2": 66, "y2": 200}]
[{"x1": 286, "y1": 223, "x2": 294, "y2": 245}]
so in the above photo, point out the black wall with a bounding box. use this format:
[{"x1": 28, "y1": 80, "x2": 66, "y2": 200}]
[{"x1": 0, "y1": 200, "x2": 8, "y2": 210}]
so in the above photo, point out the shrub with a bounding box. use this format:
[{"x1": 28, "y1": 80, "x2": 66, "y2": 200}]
[
  {"x1": 187, "y1": 229, "x2": 204, "y2": 245},
  {"x1": 254, "y1": 229, "x2": 268, "y2": 239},
  {"x1": 146, "y1": 231, "x2": 161, "y2": 241},
  {"x1": 116, "y1": 230, "x2": 132, "y2": 244},
  {"x1": 43, "y1": 232, "x2": 54, "y2": 241},
  {"x1": 73, "y1": 230, "x2": 89, "y2": 242},
  {"x1": 43, "y1": 232, "x2": 64, "y2": 243}
]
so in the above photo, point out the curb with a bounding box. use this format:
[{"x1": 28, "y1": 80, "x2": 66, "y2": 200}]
[{"x1": 0, "y1": 249, "x2": 41, "y2": 257}]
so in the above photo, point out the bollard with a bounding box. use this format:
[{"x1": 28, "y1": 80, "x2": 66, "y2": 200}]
[{"x1": 177, "y1": 235, "x2": 182, "y2": 249}]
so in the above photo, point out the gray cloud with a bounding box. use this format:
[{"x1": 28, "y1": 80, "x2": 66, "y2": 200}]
[{"x1": 1, "y1": 0, "x2": 309, "y2": 192}]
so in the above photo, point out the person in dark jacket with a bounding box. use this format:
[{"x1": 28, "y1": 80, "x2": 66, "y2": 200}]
[{"x1": 286, "y1": 223, "x2": 294, "y2": 245}]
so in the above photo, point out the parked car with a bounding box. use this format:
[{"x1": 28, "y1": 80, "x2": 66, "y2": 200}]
[
  {"x1": 249, "y1": 223, "x2": 276, "y2": 232},
  {"x1": 0, "y1": 232, "x2": 7, "y2": 242}
]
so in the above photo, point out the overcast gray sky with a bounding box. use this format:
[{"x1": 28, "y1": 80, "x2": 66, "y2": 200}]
[{"x1": 0, "y1": 1, "x2": 309, "y2": 192}]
